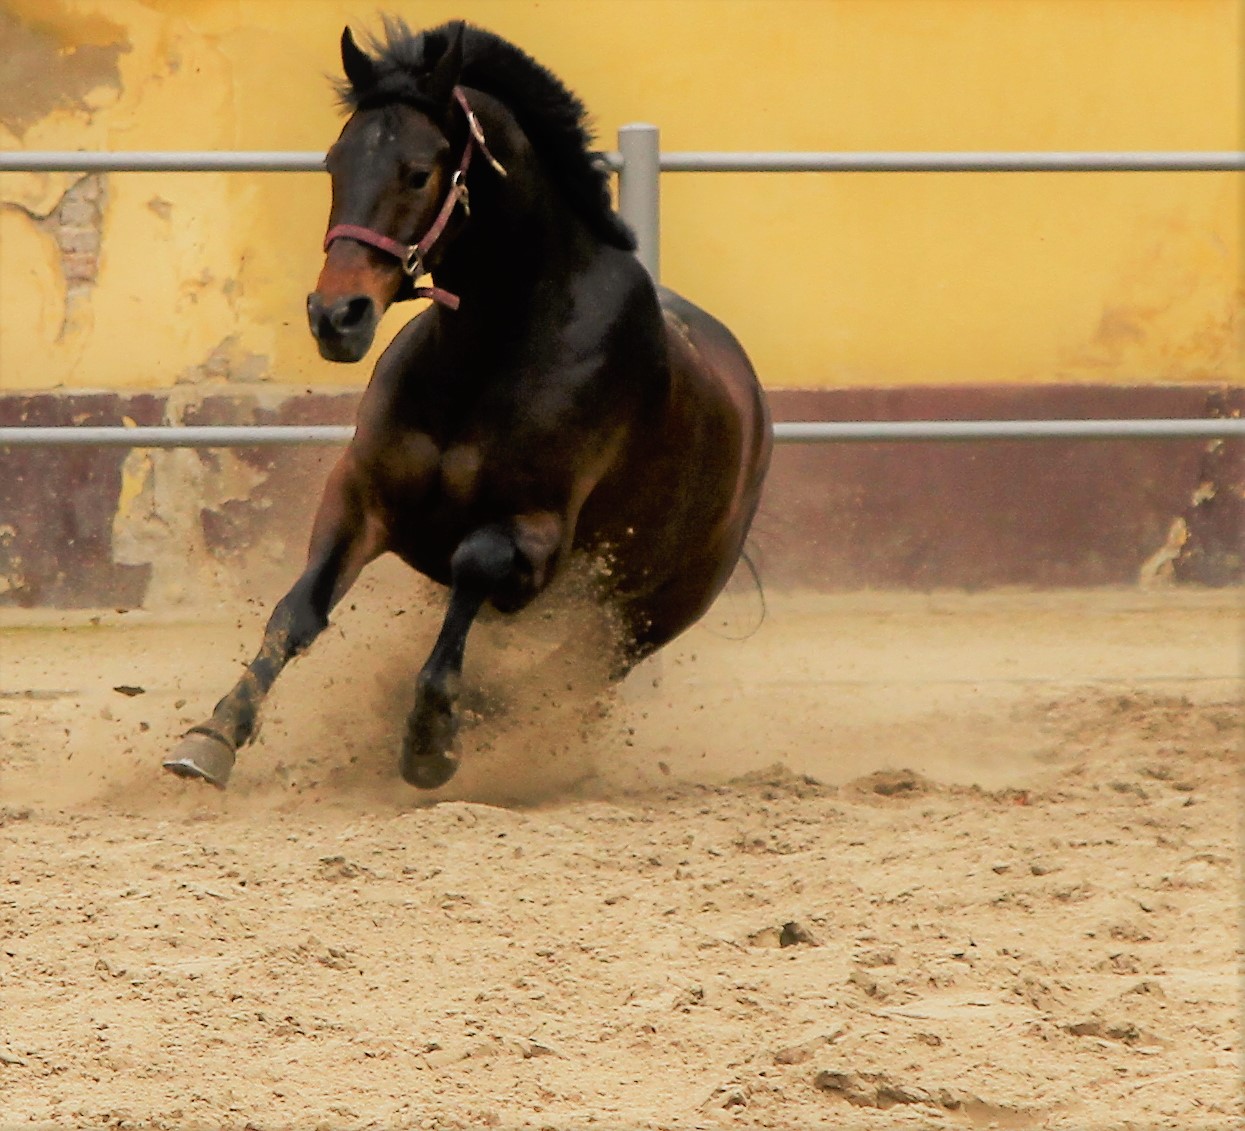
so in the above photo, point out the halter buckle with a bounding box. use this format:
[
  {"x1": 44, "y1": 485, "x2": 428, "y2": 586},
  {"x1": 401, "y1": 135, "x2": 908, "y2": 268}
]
[{"x1": 402, "y1": 246, "x2": 425, "y2": 278}]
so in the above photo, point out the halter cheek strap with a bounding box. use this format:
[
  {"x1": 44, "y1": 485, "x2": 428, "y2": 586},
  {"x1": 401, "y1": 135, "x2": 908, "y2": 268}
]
[{"x1": 322, "y1": 87, "x2": 507, "y2": 311}]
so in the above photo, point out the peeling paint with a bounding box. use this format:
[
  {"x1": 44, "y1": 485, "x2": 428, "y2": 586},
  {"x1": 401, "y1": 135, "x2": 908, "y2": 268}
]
[
  {"x1": 1058, "y1": 213, "x2": 1242, "y2": 385},
  {"x1": 0, "y1": 6, "x2": 128, "y2": 136},
  {"x1": 0, "y1": 523, "x2": 21, "y2": 597},
  {"x1": 11, "y1": 384, "x2": 1241, "y2": 609},
  {"x1": 1138, "y1": 518, "x2": 1188, "y2": 588},
  {"x1": 175, "y1": 336, "x2": 272, "y2": 385},
  {"x1": 115, "y1": 431, "x2": 151, "y2": 523},
  {"x1": 146, "y1": 196, "x2": 173, "y2": 222},
  {"x1": 1172, "y1": 416, "x2": 1245, "y2": 587},
  {"x1": 111, "y1": 388, "x2": 270, "y2": 608},
  {"x1": 1190, "y1": 480, "x2": 1217, "y2": 506}
]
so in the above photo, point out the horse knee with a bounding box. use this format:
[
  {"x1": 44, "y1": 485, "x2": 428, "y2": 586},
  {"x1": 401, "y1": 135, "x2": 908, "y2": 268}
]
[{"x1": 450, "y1": 525, "x2": 517, "y2": 590}]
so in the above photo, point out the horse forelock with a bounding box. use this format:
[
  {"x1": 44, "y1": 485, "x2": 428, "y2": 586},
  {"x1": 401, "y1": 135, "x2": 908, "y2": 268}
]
[{"x1": 332, "y1": 18, "x2": 636, "y2": 252}]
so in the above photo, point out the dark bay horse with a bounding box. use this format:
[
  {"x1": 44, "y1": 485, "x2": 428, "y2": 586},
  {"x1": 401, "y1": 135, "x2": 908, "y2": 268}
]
[{"x1": 164, "y1": 18, "x2": 771, "y2": 790}]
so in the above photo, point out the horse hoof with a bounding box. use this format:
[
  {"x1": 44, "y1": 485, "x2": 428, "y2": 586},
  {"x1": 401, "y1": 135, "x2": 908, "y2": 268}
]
[
  {"x1": 163, "y1": 730, "x2": 236, "y2": 789},
  {"x1": 402, "y1": 676, "x2": 461, "y2": 788},
  {"x1": 399, "y1": 751, "x2": 461, "y2": 790}
]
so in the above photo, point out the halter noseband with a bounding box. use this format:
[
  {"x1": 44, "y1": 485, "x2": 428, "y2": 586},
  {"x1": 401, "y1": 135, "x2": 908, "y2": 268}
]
[{"x1": 322, "y1": 87, "x2": 507, "y2": 311}]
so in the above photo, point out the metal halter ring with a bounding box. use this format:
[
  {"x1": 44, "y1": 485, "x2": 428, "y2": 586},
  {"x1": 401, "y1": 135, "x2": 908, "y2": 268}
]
[
  {"x1": 402, "y1": 246, "x2": 425, "y2": 278},
  {"x1": 450, "y1": 169, "x2": 470, "y2": 217}
]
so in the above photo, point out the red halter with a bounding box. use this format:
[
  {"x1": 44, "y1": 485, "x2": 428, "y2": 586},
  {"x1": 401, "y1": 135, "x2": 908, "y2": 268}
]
[{"x1": 322, "y1": 87, "x2": 506, "y2": 311}]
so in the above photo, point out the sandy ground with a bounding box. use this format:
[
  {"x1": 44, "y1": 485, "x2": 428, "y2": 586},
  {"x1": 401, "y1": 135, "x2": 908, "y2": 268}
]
[{"x1": 0, "y1": 569, "x2": 1241, "y2": 1130}]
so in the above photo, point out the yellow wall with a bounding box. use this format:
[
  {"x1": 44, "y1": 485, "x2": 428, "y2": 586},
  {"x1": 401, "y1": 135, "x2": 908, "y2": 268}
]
[{"x1": 0, "y1": 0, "x2": 1239, "y2": 392}]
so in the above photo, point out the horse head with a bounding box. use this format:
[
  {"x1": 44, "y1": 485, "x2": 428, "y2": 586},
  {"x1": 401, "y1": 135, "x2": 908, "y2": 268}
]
[{"x1": 307, "y1": 24, "x2": 468, "y2": 363}]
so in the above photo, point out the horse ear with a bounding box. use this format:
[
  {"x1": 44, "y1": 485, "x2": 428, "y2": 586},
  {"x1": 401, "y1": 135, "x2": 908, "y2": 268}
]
[
  {"x1": 421, "y1": 21, "x2": 465, "y2": 107},
  {"x1": 340, "y1": 27, "x2": 376, "y2": 92}
]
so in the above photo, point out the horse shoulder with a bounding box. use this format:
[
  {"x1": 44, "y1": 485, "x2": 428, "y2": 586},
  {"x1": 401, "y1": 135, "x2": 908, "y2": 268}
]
[{"x1": 348, "y1": 310, "x2": 444, "y2": 497}]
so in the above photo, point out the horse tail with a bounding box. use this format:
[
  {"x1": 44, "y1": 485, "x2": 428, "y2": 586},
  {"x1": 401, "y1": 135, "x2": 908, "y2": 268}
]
[
  {"x1": 703, "y1": 540, "x2": 768, "y2": 643},
  {"x1": 737, "y1": 543, "x2": 768, "y2": 640}
]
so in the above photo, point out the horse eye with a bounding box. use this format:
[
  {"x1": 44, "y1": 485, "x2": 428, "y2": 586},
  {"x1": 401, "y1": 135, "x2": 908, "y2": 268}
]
[{"x1": 407, "y1": 169, "x2": 431, "y2": 190}]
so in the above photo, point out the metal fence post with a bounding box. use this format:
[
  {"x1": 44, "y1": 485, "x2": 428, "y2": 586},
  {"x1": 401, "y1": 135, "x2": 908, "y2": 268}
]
[{"x1": 617, "y1": 123, "x2": 661, "y2": 281}]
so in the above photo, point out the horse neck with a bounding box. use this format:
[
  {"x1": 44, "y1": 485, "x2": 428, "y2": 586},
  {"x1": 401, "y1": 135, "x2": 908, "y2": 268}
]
[{"x1": 431, "y1": 101, "x2": 597, "y2": 319}]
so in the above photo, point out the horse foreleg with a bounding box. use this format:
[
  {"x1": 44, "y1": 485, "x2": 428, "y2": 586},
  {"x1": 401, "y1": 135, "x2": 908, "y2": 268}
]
[
  {"x1": 164, "y1": 462, "x2": 382, "y2": 788},
  {"x1": 399, "y1": 525, "x2": 516, "y2": 788},
  {"x1": 400, "y1": 514, "x2": 566, "y2": 789}
]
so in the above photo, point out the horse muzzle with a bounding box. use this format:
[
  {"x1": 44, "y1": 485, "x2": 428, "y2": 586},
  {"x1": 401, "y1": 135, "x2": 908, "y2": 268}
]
[{"x1": 306, "y1": 292, "x2": 379, "y2": 363}]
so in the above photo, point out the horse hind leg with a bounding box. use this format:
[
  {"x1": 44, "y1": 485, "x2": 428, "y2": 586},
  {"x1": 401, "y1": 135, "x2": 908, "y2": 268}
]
[{"x1": 608, "y1": 581, "x2": 713, "y2": 681}]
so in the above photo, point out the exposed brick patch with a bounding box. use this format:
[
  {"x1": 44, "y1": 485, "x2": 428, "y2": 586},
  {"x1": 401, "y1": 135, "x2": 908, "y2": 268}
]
[{"x1": 36, "y1": 175, "x2": 108, "y2": 335}]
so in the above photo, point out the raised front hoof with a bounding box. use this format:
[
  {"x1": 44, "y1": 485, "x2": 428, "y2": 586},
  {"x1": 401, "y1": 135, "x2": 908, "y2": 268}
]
[
  {"x1": 399, "y1": 750, "x2": 461, "y2": 790},
  {"x1": 163, "y1": 730, "x2": 236, "y2": 789}
]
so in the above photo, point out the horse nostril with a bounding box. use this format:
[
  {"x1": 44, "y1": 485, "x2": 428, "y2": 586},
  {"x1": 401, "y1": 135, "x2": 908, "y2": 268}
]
[
  {"x1": 330, "y1": 296, "x2": 375, "y2": 333},
  {"x1": 307, "y1": 294, "x2": 331, "y2": 337}
]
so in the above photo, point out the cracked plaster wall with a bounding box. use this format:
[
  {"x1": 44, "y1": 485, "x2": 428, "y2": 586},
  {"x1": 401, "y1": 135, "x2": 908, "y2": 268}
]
[
  {"x1": 0, "y1": 0, "x2": 1240, "y2": 395},
  {"x1": 0, "y1": 1, "x2": 1239, "y2": 606},
  {"x1": 0, "y1": 0, "x2": 333, "y2": 394}
]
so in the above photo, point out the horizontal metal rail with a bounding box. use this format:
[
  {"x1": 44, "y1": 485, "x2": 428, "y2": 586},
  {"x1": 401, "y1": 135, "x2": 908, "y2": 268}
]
[
  {"x1": 772, "y1": 419, "x2": 1245, "y2": 442},
  {"x1": 658, "y1": 151, "x2": 1245, "y2": 173},
  {"x1": 0, "y1": 152, "x2": 328, "y2": 173},
  {"x1": 0, "y1": 426, "x2": 354, "y2": 447},
  {"x1": 2, "y1": 150, "x2": 1242, "y2": 174},
  {"x1": 1, "y1": 419, "x2": 1240, "y2": 449}
]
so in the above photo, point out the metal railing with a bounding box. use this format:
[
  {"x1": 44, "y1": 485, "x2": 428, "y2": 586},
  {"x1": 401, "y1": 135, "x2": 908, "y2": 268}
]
[
  {"x1": 5, "y1": 133, "x2": 1242, "y2": 278},
  {"x1": 1, "y1": 133, "x2": 1241, "y2": 447},
  {"x1": 7, "y1": 146, "x2": 1238, "y2": 173},
  {"x1": 1, "y1": 419, "x2": 1241, "y2": 449},
  {"x1": 612, "y1": 127, "x2": 1245, "y2": 277}
]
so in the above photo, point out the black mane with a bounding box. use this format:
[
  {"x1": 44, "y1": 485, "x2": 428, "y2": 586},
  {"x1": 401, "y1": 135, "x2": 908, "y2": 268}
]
[{"x1": 336, "y1": 18, "x2": 635, "y2": 252}]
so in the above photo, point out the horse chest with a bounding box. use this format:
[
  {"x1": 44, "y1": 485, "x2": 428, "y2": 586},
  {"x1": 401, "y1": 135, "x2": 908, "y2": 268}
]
[
  {"x1": 438, "y1": 442, "x2": 484, "y2": 504},
  {"x1": 370, "y1": 432, "x2": 485, "y2": 512}
]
